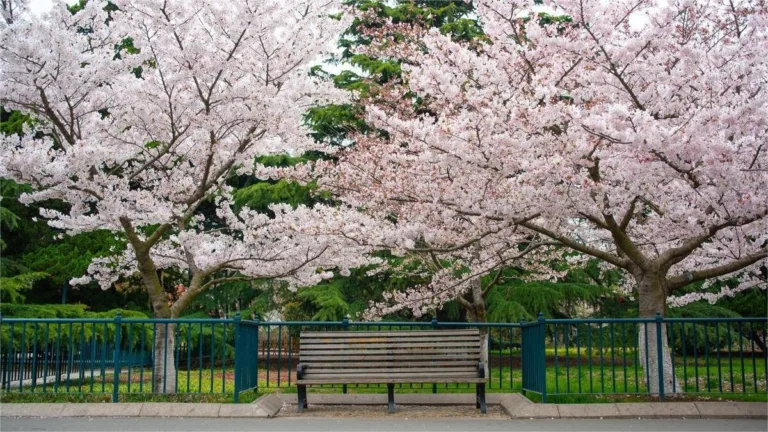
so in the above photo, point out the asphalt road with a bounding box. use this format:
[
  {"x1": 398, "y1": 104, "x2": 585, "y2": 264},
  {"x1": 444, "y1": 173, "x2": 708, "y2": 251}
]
[{"x1": 1, "y1": 417, "x2": 766, "y2": 432}]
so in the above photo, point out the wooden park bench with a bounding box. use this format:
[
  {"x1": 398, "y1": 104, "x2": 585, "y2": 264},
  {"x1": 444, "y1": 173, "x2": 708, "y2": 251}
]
[{"x1": 296, "y1": 329, "x2": 487, "y2": 413}]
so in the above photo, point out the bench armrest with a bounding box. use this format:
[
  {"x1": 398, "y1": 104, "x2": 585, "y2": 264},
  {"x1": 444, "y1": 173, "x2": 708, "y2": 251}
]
[
  {"x1": 297, "y1": 363, "x2": 306, "y2": 379},
  {"x1": 477, "y1": 361, "x2": 485, "y2": 379}
]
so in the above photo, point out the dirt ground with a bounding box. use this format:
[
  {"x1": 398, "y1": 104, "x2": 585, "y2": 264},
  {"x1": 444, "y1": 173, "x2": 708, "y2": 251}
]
[{"x1": 279, "y1": 403, "x2": 509, "y2": 419}]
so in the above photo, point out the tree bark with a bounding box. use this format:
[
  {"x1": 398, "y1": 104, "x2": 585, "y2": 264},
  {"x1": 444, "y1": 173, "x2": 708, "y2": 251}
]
[
  {"x1": 635, "y1": 273, "x2": 682, "y2": 395},
  {"x1": 134, "y1": 249, "x2": 178, "y2": 394},
  {"x1": 464, "y1": 278, "x2": 489, "y2": 378},
  {"x1": 152, "y1": 322, "x2": 177, "y2": 394}
]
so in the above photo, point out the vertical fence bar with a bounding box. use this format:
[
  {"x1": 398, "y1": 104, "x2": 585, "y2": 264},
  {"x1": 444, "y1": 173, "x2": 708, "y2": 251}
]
[
  {"x1": 78, "y1": 323, "x2": 85, "y2": 391},
  {"x1": 656, "y1": 313, "x2": 664, "y2": 402},
  {"x1": 610, "y1": 322, "x2": 616, "y2": 393},
  {"x1": 112, "y1": 314, "x2": 122, "y2": 403},
  {"x1": 704, "y1": 322, "x2": 710, "y2": 392},
  {"x1": 342, "y1": 316, "x2": 348, "y2": 394},
  {"x1": 715, "y1": 322, "x2": 722, "y2": 393},
  {"x1": 738, "y1": 323, "x2": 745, "y2": 393},
  {"x1": 621, "y1": 323, "x2": 627, "y2": 393},
  {"x1": 31, "y1": 323, "x2": 38, "y2": 393},
  {"x1": 233, "y1": 313, "x2": 241, "y2": 403},
  {"x1": 221, "y1": 321, "x2": 227, "y2": 394},
  {"x1": 727, "y1": 322, "x2": 734, "y2": 393},
  {"x1": 265, "y1": 325, "x2": 270, "y2": 388},
  {"x1": 668, "y1": 319, "x2": 675, "y2": 393},
  {"x1": 565, "y1": 323, "x2": 571, "y2": 393},
  {"x1": 587, "y1": 323, "x2": 593, "y2": 393},
  {"x1": 694, "y1": 322, "x2": 700, "y2": 392},
  {"x1": 287, "y1": 321, "x2": 293, "y2": 389},
  {"x1": 198, "y1": 322, "x2": 203, "y2": 394},
  {"x1": 576, "y1": 323, "x2": 581, "y2": 394},
  {"x1": 140, "y1": 324, "x2": 145, "y2": 394},
  {"x1": 681, "y1": 322, "x2": 687, "y2": 393},
  {"x1": 553, "y1": 323, "x2": 559, "y2": 395},
  {"x1": 186, "y1": 323, "x2": 191, "y2": 393},
  {"x1": 89, "y1": 322, "x2": 96, "y2": 393},
  {"x1": 101, "y1": 322, "x2": 107, "y2": 393},
  {"x1": 600, "y1": 324, "x2": 605, "y2": 393},
  {"x1": 210, "y1": 323, "x2": 215, "y2": 394},
  {"x1": 43, "y1": 323, "x2": 50, "y2": 392},
  {"x1": 19, "y1": 322, "x2": 26, "y2": 392},
  {"x1": 539, "y1": 313, "x2": 547, "y2": 403},
  {"x1": 126, "y1": 324, "x2": 133, "y2": 394},
  {"x1": 644, "y1": 322, "x2": 649, "y2": 394}
]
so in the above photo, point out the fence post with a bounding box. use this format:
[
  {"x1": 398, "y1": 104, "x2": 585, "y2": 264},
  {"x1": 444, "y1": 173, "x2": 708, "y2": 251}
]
[
  {"x1": 520, "y1": 319, "x2": 526, "y2": 396},
  {"x1": 538, "y1": 313, "x2": 547, "y2": 403},
  {"x1": 254, "y1": 314, "x2": 260, "y2": 394},
  {"x1": 233, "y1": 312, "x2": 242, "y2": 403},
  {"x1": 656, "y1": 312, "x2": 665, "y2": 402},
  {"x1": 342, "y1": 315, "x2": 349, "y2": 394},
  {"x1": 112, "y1": 313, "x2": 122, "y2": 403}
]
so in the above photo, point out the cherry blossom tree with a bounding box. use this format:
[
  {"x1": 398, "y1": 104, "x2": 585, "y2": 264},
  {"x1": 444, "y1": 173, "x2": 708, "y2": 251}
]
[
  {"x1": 0, "y1": 0, "x2": 382, "y2": 393},
  {"x1": 1, "y1": 0, "x2": 26, "y2": 26},
  {"x1": 316, "y1": 0, "x2": 768, "y2": 394}
]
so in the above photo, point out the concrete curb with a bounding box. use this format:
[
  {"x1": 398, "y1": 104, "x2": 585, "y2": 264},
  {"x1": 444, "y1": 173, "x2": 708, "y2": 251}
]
[
  {"x1": 0, "y1": 395, "x2": 284, "y2": 419},
  {"x1": 1, "y1": 395, "x2": 765, "y2": 420},
  {"x1": 496, "y1": 395, "x2": 768, "y2": 420}
]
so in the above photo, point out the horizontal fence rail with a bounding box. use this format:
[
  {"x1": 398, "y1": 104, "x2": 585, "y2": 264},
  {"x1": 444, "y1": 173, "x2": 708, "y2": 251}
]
[
  {"x1": 1, "y1": 314, "x2": 765, "y2": 403},
  {"x1": 521, "y1": 314, "x2": 768, "y2": 402}
]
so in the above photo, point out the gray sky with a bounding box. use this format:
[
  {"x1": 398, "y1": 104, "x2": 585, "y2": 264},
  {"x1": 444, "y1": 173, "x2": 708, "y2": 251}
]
[{"x1": 29, "y1": 0, "x2": 54, "y2": 15}]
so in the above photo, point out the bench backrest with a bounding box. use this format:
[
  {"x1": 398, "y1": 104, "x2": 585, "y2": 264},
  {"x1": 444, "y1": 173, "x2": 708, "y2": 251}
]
[{"x1": 299, "y1": 329, "x2": 483, "y2": 381}]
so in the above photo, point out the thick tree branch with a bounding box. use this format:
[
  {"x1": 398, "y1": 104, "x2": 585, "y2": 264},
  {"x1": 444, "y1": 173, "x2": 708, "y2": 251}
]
[
  {"x1": 667, "y1": 250, "x2": 768, "y2": 291},
  {"x1": 520, "y1": 221, "x2": 630, "y2": 269}
]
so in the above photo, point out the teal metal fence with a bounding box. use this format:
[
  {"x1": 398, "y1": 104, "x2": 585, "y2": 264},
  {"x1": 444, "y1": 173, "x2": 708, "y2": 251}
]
[
  {"x1": 1, "y1": 314, "x2": 765, "y2": 403},
  {"x1": 520, "y1": 314, "x2": 768, "y2": 401}
]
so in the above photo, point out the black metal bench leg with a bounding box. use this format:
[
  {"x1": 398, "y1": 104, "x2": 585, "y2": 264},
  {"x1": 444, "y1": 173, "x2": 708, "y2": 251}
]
[
  {"x1": 476, "y1": 385, "x2": 480, "y2": 408},
  {"x1": 387, "y1": 383, "x2": 395, "y2": 414},
  {"x1": 477, "y1": 383, "x2": 486, "y2": 414},
  {"x1": 297, "y1": 385, "x2": 307, "y2": 413}
]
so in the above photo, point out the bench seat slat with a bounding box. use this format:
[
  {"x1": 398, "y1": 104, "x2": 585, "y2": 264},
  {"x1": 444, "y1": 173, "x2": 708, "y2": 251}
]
[
  {"x1": 300, "y1": 336, "x2": 480, "y2": 344},
  {"x1": 300, "y1": 341, "x2": 479, "y2": 349},
  {"x1": 301, "y1": 330, "x2": 479, "y2": 338},
  {"x1": 304, "y1": 372, "x2": 479, "y2": 379},
  {"x1": 307, "y1": 367, "x2": 476, "y2": 374},
  {"x1": 297, "y1": 377, "x2": 487, "y2": 385},
  {"x1": 302, "y1": 361, "x2": 479, "y2": 368},
  {"x1": 299, "y1": 354, "x2": 480, "y2": 361},
  {"x1": 300, "y1": 348, "x2": 480, "y2": 356}
]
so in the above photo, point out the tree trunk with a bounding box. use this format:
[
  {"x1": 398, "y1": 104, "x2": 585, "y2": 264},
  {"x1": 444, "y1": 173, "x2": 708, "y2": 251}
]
[
  {"x1": 464, "y1": 278, "x2": 489, "y2": 378},
  {"x1": 134, "y1": 249, "x2": 178, "y2": 394},
  {"x1": 152, "y1": 322, "x2": 177, "y2": 394},
  {"x1": 636, "y1": 273, "x2": 682, "y2": 396}
]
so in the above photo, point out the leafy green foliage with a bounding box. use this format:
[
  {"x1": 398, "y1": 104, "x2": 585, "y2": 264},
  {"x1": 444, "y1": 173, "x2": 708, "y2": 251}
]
[
  {"x1": 0, "y1": 305, "x2": 150, "y2": 350},
  {"x1": 0, "y1": 272, "x2": 48, "y2": 304},
  {"x1": 304, "y1": 104, "x2": 369, "y2": 145},
  {"x1": 668, "y1": 302, "x2": 742, "y2": 355},
  {"x1": 0, "y1": 107, "x2": 30, "y2": 136},
  {"x1": 297, "y1": 284, "x2": 350, "y2": 321},
  {"x1": 22, "y1": 231, "x2": 124, "y2": 286},
  {"x1": 233, "y1": 180, "x2": 326, "y2": 214},
  {"x1": 486, "y1": 278, "x2": 614, "y2": 322}
]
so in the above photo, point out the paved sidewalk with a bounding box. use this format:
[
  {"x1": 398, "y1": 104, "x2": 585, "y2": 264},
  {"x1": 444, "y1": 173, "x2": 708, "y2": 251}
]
[
  {"x1": 275, "y1": 393, "x2": 766, "y2": 419},
  {"x1": 494, "y1": 393, "x2": 767, "y2": 419},
  {"x1": 2, "y1": 417, "x2": 767, "y2": 432},
  {"x1": 1, "y1": 393, "x2": 766, "y2": 420},
  {"x1": 0, "y1": 394, "x2": 283, "y2": 419}
]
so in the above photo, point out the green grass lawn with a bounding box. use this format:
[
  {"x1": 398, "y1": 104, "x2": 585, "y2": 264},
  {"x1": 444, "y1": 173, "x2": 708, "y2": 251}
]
[{"x1": 3, "y1": 354, "x2": 765, "y2": 404}]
